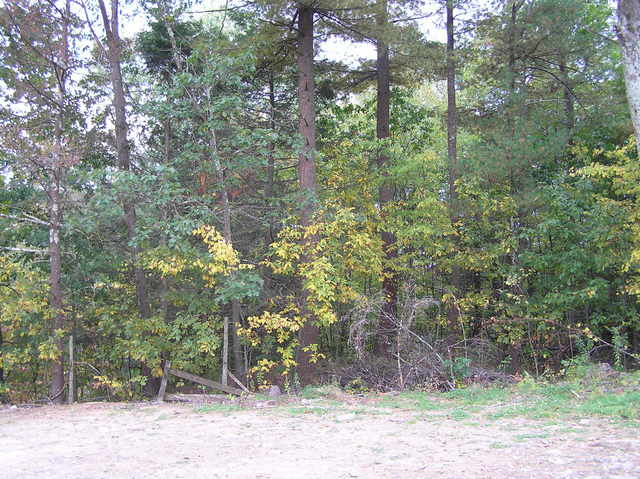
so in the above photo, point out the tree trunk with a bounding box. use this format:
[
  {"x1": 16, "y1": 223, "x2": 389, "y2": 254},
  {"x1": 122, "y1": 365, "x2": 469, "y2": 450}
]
[
  {"x1": 618, "y1": 0, "x2": 640, "y2": 155},
  {"x1": 445, "y1": 0, "x2": 462, "y2": 341},
  {"x1": 266, "y1": 71, "x2": 276, "y2": 243},
  {"x1": 210, "y1": 131, "x2": 245, "y2": 379},
  {"x1": 48, "y1": 0, "x2": 71, "y2": 404},
  {"x1": 97, "y1": 0, "x2": 155, "y2": 395},
  {"x1": 558, "y1": 54, "x2": 574, "y2": 148},
  {"x1": 48, "y1": 169, "x2": 65, "y2": 403},
  {"x1": 295, "y1": 4, "x2": 320, "y2": 385},
  {"x1": 374, "y1": 0, "x2": 398, "y2": 358},
  {"x1": 0, "y1": 326, "x2": 4, "y2": 396}
]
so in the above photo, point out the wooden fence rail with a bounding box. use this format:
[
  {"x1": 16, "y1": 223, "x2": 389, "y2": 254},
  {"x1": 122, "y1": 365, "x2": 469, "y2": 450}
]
[{"x1": 156, "y1": 361, "x2": 244, "y2": 401}]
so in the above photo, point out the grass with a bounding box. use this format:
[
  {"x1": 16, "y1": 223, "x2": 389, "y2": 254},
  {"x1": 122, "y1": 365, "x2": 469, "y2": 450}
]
[
  {"x1": 195, "y1": 363, "x2": 640, "y2": 427},
  {"x1": 371, "y1": 367, "x2": 640, "y2": 425},
  {"x1": 489, "y1": 442, "x2": 509, "y2": 449},
  {"x1": 442, "y1": 385, "x2": 511, "y2": 405},
  {"x1": 299, "y1": 384, "x2": 344, "y2": 400},
  {"x1": 194, "y1": 403, "x2": 242, "y2": 414},
  {"x1": 378, "y1": 391, "x2": 447, "y2": 411},
  {"x1": 514, "y1": 433, "x2": 549, "y2": 441},
  {"x1": 576, "y1": 391, "x2": 640, "y2": 419},
  {"x1": 282, "y1": 406, "x2": 331, "y2": 416}
]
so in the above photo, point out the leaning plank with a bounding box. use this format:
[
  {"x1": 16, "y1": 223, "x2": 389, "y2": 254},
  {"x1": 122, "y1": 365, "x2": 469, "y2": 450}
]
[
  {"x1": 168, "y1": 368, "x2": 243, "y2": 396},
  {"x1": 228, "y1": 371, "x2": 251, "y2": 394}
]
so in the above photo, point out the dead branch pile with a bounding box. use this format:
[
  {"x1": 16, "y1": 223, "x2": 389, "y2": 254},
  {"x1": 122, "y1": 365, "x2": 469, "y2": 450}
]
[{"x1": 335, "y1": 289, "x2": 515, "y2": 391}]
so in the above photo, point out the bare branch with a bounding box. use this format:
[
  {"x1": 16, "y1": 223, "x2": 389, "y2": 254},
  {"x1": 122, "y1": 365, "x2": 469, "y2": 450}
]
[{"x1": 0, "y1": 213, "x2": 49, "y2": 226}]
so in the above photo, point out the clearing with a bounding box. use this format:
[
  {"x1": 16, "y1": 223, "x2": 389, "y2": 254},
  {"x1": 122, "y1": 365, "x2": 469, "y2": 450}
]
[{"x1": 1, "y1": 385, "x2": 639, "y2": 479}]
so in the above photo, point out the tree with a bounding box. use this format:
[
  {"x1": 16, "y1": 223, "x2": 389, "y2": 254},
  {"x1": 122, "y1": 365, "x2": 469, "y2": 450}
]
[
  {"x1": 373, "y1": 0, "x2": 398, "y2": 357},
  {"x1": 84, "y1": 0, "x2": 156, "y2": 394},
  {"x1": 618, "y1": 0, "x2": 640, "y2": 153},
  {"x1": 0, "y1": 0, "x2": 77, "y2": 403},
  {"x1": 295, "y1": 2, "x2": 320, "y2": 384},
  {"x1": 445, "y1": 0, "x2": 461, "y2": 340}
]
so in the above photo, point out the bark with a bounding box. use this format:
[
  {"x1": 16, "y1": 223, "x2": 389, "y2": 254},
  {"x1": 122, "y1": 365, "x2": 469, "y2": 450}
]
[
  {"x1": 374, "y1": 0, "x2": 398, "y2": 358},
  {"x1": 266, "y1": 71, "x2": 276, "y2": 243},
  {"x1": 618, "y1": 0, "x2": 640, "y2": 156},
  {"x1": 0, "y1": 325, "x2": 4, "y2": 388},
  {"x1": 97, "y1": 0, "x2": 155, "y2": 395},
  {"x1": 48, "y1": 0, "x2": 71, "y2": 404},
  {"x1": 48, "y1": 167, "x2": 65, "y2": 403},
  {"x1": 295, "y1": 4, "x2": 320, "y2": 385},
  {"x1": 559, "y1": 57, "x2": 574, "y2": 137},
  {"x1": 445, "y1": 0, "x2": 462, "y2": 340},
  {"x1": 210, "y1": 131, "x2": 245, "y2": 379}
]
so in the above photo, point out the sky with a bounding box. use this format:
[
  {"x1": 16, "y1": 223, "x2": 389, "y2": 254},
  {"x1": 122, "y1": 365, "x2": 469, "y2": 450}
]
[{"x1": 122, "y1": 0, "x2": 448, "y2": 67}]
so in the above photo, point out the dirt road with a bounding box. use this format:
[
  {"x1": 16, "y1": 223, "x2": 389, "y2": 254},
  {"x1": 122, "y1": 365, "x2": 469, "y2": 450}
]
[{"x1": 1, "y1": 401, "x2": 638, "y2": 478}]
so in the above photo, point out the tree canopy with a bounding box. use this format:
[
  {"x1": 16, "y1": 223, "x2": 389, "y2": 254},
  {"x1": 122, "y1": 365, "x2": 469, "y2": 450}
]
[{"x1": 0, "y1": 0, "x2": 638, "y2": 403}]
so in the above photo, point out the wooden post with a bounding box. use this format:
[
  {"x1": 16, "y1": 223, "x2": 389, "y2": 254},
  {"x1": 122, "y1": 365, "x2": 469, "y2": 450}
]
[
  {"x1": 156, "y1": 360, "x2": 171, "y2": 402},
  {"x1": 67, "y1": 335, "x2": 74, "y2": 405},
  {"x1": 222, "y1": 316, "x2": 229, "y2": 386}
]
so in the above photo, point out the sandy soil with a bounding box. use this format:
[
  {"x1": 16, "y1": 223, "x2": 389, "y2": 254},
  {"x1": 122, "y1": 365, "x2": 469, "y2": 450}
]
[{"x1": 1, "y1": 400, "x2": 639, "y2": 479}]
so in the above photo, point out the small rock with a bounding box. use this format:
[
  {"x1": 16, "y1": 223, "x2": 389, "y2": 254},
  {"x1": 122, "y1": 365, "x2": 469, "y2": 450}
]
[
  {"x1": 255, "y1": 400, "x2": 277, "y2": 409},
  {"x1": 268, "y1": 385, "x2": 281, "y2": 398}
]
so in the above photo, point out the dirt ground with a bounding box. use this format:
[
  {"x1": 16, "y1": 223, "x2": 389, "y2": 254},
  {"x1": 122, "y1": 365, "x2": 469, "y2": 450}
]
[{"x1": 1, "y1": 399, "x2": 639, "y2": 479}]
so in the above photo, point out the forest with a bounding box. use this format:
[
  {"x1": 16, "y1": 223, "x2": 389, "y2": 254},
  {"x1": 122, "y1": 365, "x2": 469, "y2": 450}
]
[{"x1": 1, "y1": 0, "x2": 639, "y2": 405}]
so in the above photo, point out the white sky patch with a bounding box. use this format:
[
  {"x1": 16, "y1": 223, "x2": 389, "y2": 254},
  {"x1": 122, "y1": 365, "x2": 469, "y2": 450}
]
[{"x1": 119, "y1": 0, "x2": 447, "y2": 68}]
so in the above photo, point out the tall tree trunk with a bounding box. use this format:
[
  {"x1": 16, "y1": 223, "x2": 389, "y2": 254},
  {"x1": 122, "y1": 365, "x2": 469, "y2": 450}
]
[
  {"x1": 266, "y1": 71, "x2": 276, "y2": 244},
  {"x1": 446, "y1": 0, "x2": 462, "y2": 341},
  {"x1": 97, "y1": 0, "x2": 155, "y2": 395},
  {"x1": 559, "y1": 55, "x2": 574, "y2": 145},
  {"x1": 374, "y1": 0, "x2": 398, "y2": 357},
  {"x1": 618, "y1": 0, "x2": 640, "y2": 156},
  {"x1": 0, "y1": 325, "x2": 4, "y2": 393},
  {"x1": 48, "y1": 0, "x2": 71, "y2": 404},
  {"x1": 506, "y1": 0, "x2": 519, "y2": 184},
  {"x1": 210, "y1": 130, "x2": 245, "y2": 379},
  {"x1": 296, "y1": 4, "x2": 320, "y2": 385},
  {"x1": 48, "y1": 167, "x2": 65, "y2": 403}
]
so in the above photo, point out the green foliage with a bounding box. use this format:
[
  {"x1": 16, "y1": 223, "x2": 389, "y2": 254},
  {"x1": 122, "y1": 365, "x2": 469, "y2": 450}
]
[
  {"x1": 0, "y1": 255, "x2": 50, "y2": 402},
  {"x1": 0, "y1": 0, "x2": 638, "y2": 402}
]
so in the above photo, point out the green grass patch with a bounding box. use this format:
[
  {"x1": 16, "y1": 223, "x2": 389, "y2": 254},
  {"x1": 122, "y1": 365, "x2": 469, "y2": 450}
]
[
  {"x1": 489, "y1": 442, "x2": 509, "y2": 449},
  {"x1": 194, "y1": 403, "x2": 242, "y2": 414},
  {"x1": 576, "y1": 391, "x2": 640, "y2": 419},
  {"x1": 450, "y1": 408, "x2": 471, "y2": 420},
  {"x1": 514, "y1": 433, "x2": 549, "y2": 441},
  {"x1": 283, "y1": 406, "x2": 331, "y2": 416},
  {"x1": 299, "y1": 385, "x2": 337, "y2": 399},
  {"x1": 375, "y1": 370, "x2": 640, "y2": 424},
  {"x1": 378, "y1": 391, "x2": 447, "y2": 411},
  {"x1": 443, "y1": 385, "x2": 511, "y2": 405}
]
